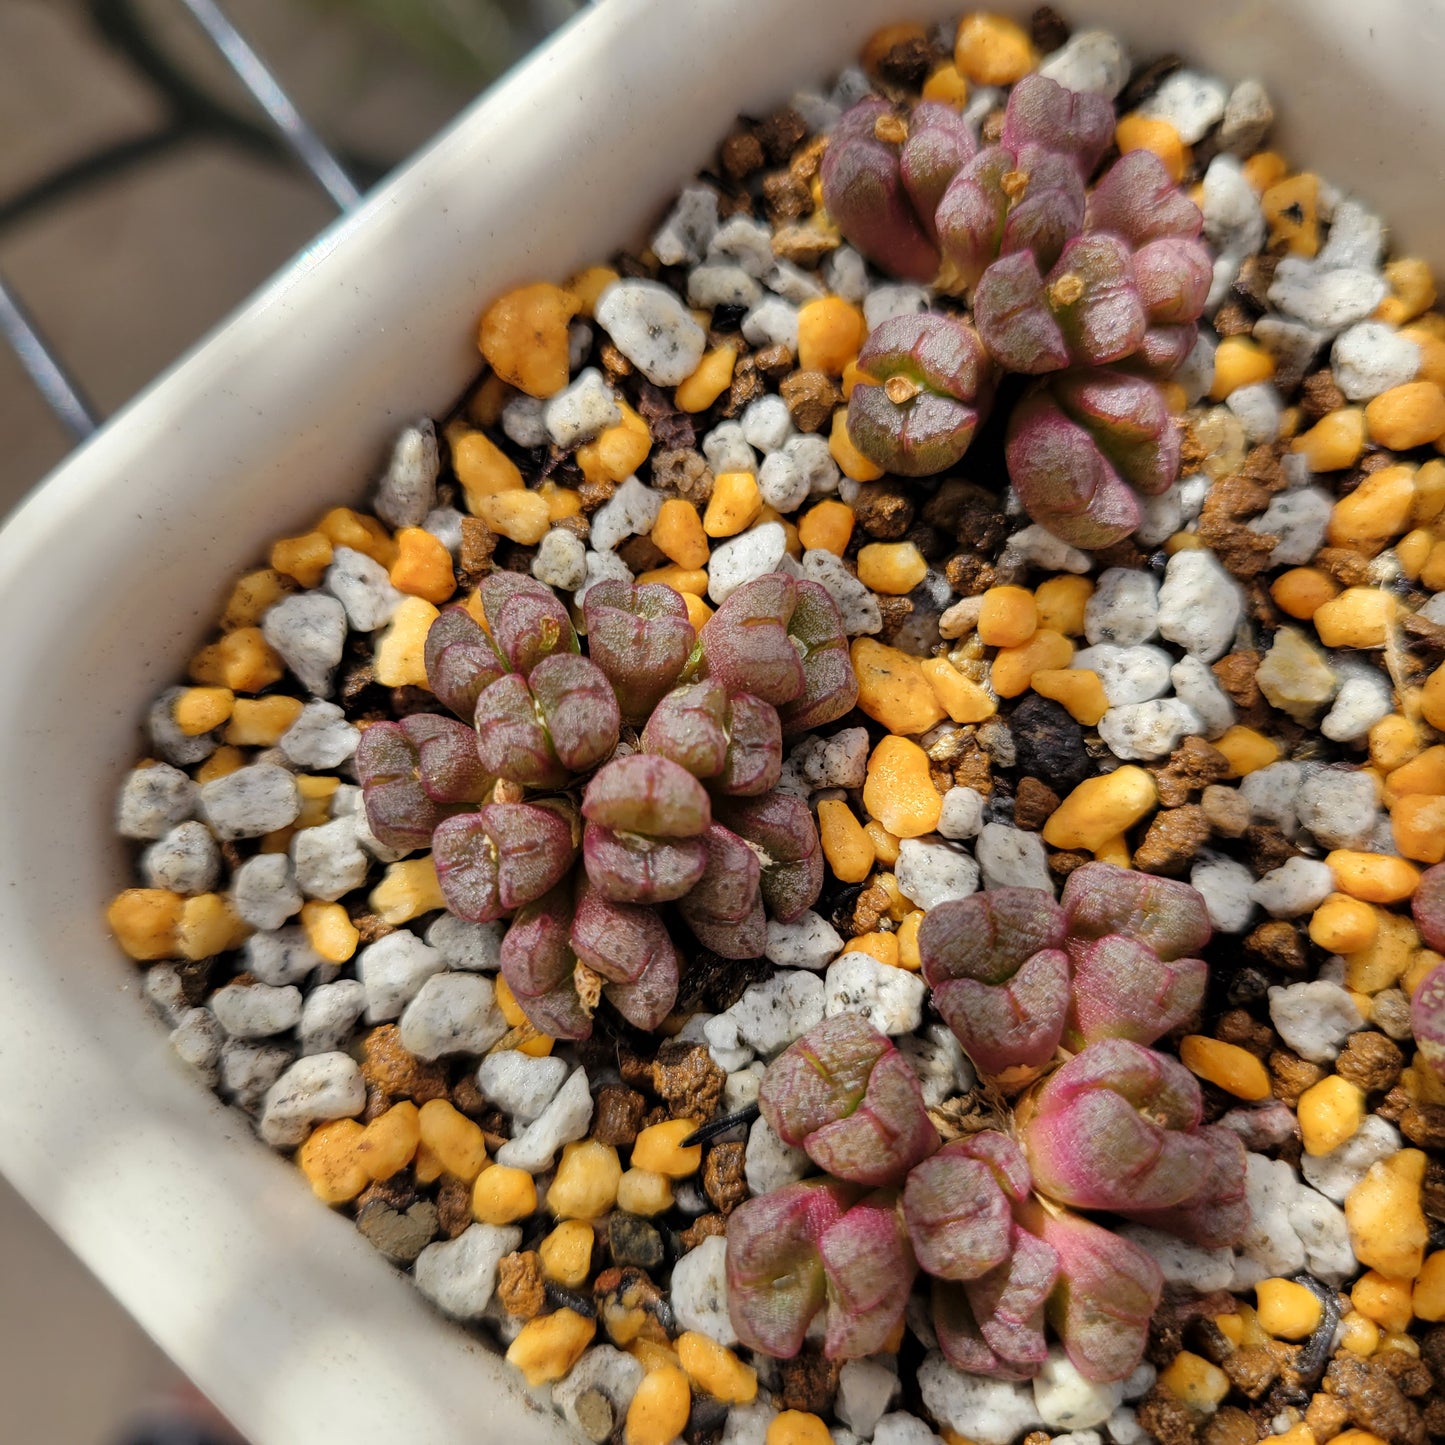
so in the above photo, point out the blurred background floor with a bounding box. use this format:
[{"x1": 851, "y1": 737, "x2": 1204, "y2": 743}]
[{"x1": 0, "y1": 0, "x2": 571, "y2": 1437}]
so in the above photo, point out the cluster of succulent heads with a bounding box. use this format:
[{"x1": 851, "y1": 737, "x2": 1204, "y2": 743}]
[
  {"x1": 726, "y1": 864, "x2": 1250, "y2": 1384},
  {"x1": 821, "y1": 73, "x2": 1211, "y2": 548},
  {"x1": 356, "y1": 569, "x2": 858, "y2": 1039}
]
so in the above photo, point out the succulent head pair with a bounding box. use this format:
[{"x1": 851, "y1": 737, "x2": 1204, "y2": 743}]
[
  {"x1": 356, "y1": 569, "x2": 858, "y2": 1038},
  {"x1": 821, "y1": 73, "x2": 1209, "y2": 548},
  {"x1": 726, "y1": 865, "x2": 1249, "y2": 1384}
]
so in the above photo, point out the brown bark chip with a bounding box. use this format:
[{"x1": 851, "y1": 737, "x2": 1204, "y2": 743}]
[
  {"x1": 1137, "y1": 1387, "x2": 1199, "y2": 1445},
  {"x1": 773, "y1": 1353, "x2": 842, "y2": 1414},
  {"x1": 679, "y1": 1213, "x2": 728, "y2": 1250},
  {"x1": 1244, "y1": 828, "x2": 1305, "y2": 878},
  {"x1": 761, "y1": 172, "x2": 810, "y2": 223},
  {"x1": 1013, "y1": 776, "x2": 1061, "y2": 832},
  {"x1": 1132, "y1": 805, "x2": 1211, "y2": 876},
  {"x1": 1336, "y1": 1031, "x2": 1405, "y2": 1094},
  {"x1": 1223, "y1": 1345, "x2": 1281, "y2": 1399},
  {"x1": 1315, "y1": 546, "x2": 1373, "y2": 588},
  {"x1": 1217, "y1": 1009, "x2": 1275, "y2": 1059},
  {"x1": 1402, "y1": 1102, "x2": 1445, "y2": 1150},
  {"x1": 779, "y1": 370, "x2": 842, "y2": 432},
  {"x1": 592, "y1": 1086, "x2": 647, "y2": 1148},
  {"x1": 652, "y1": 1040, "x2": 725, "y2": 1122},
  {"x1": 1305, "y1": 1393, "x2": 1350, "y2": 1442},
  {"x1": 720, "y1": 131, "x2": 765, "y2": 181},
  {"x1": 1324, "y1": 1356, "x2": 1427, "y2": 1445},
  {"x1": 496, "y1": 1251, "x2": 546, "y2": 1319},
  {"x1": 1300, "y1": 370, "x2": 1348, "y2": 420},
  {"x1": 703, "y1": 1142, "x2": 748, "y2": 1216},
  {"x1": 651, "y1": 448, "x2": 714, "y2": 504},
  {"x1": 361, "y1": 1024, "x2": 450, "y2": 1104},
  {"x1": 755, "y1": 107, "x2": 808, "y2": 164},
  {"x1": 852, "y1": 482, "x2": 915, "y2": 539},
  {"x1": 457, "y1": 516, "x2": 499, "y2": 587},
  {"x1": 1269, "y1": 1047, "x2": 1327, "y2": 1106},
  {"x1": 1202, "y1": 1407, "x2": 1260, "y2": 1445},
  {"x1": 435, "y1": 1176, "x2": 474, "y2": 1239}
]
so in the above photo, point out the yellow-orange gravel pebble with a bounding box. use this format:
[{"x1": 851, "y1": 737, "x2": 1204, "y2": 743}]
[
  {"x1": 1034, "y1": 574, "x2": 1093, "y2": 635},
  {"x1": 1327, "y1": 462, "x2": 1416, "y2": 551},
  {"x1": 921, "y1": 657, "x2": 996, "y2": 723},
  {"x1": 625, "y1": 1365, "x2": 692, "y2": 1445},
  {"x1": 1295, "y1": 407, "x2": 1367, "y2": 473},
  {"x1": 1041, "y1": 767, "x2": 1157, "y2": 852},
  {"x1": 297, "y1": 1119, "x2": 369, "y2": 1205},
  {"x1": 1179, "y1": 1036, "x2": 1271, "y2": 1101},
  {"x1": 1312, "y1": 587, "x2": 1395, "y2": 648},
  {"x1": 1367, "y1": 380, "x2": 1445, "y2": 448},
  {"x1": 1346, "y1": 1149, "x2": 1429, "y2": 1279},
  {"x1": 1271, "y1": 566, "x2": 1339, "y2": 619},
  {"x1": 677, "y1": 1332, "x2": 757, "y2": 1404},
  {"x1": 857, "y1": 542, "x2": 927, "y2": 594},
  {"x1": 977, "y1": 585, "x2": 1038, "y2": 647},
  {"x1": 817, "y1": 799, "x2": 876, "y2": 883},
  {"x1": 546, "y1": 1140, "x2": 622, "y2": 1219},
  {"x1": 850, "y1": 638, "x2": 947, "y2": 734},
  {"x1": 355, "y1": 1101, "x2": 420, "y2": 1182},
  {"x1": 1030, "y1": 668, "x2": 1108, "y2": 726},
  {"x1": 863, "y1": 736, "x2": 943, "y2": 839},
  {"x1": 539, "y1": 1220, "x2": 594, "y2": 1287},
  {"x1": 1157, "y1": 1352, "x2": 1229, "y2": 1412},
  {"x1": 631, "y1": 1119, "x2": 703, "y2": 1178},
  {"x1": 478, "y1": 282, "x2": 579, "y2": 398},
  {"x1": 1328, "y1": 850, "x2": 1421, "y2": 904},
  {"x1": 472, "y1": 1165, "x2": 538, "y2": 1225},
  {"x1": 506, "y1": 1308, "x2": 595, "y2": 1387},
  {"x1": 767, "y1": 1411, "x2": 834, "y2": 1445},
  {"x1": 1298, "y1": 1075, "x2": 1367, "y2": 1156},
  {"x1": 1209, "y1": 336, "x2": 1276, "y2": 399},
  {"x1": 651, "y1": 499, "x2": 710, "y2": 569},
  {"x1": 797, "y1": 296, "x2": 867, "y2": 375},
  {"x1": 1255, "y1": 1278, "x2": 1323, "y2": 1339},
  {"x1": 797, "y1": 499, "x2": 854, "y2": 555},
  {"x1": 704, "y1": 472, "x2": 762, "y2": 537},
  {"x1": 675, "y1": 346, "x2": 736, "y2": 413},
  {"x1": 1114, "y1": 113, "x2": 1189, "y2": 182},
  {"x1": 1310, "y1": 894, "x2": 1381, "y2": 955},
  {"x1": 417, "y1": 1099, "x2": 487, "y2": 1184}
]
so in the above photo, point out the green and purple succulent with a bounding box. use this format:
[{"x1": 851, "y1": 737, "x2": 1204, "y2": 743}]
[
  {"x1": 820, "y1": 73, "x2": 1212, "y2": 549},
  {"x1": 356, "y1": 569, "x2": 857, "y2": 1039},
  {"x1": 1411, "y1": 863, "x2": 1445, "y2": 1075},
  {"x1": 726, "y1": 866, "x2": 1249, "y2": 1384}
]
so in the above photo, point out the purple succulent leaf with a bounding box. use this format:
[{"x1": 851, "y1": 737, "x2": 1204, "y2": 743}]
[
  {"x1": 919, "y1": 887, "x2": 1069, "y2": 986},
  {"x1": 1132, "y1": 237, "x2": 1213, "y2": 325},
  {"x1": 1085, "y1": 148, "x2": 1203, "y2": 246},
  {"x1": 430, "y1": 812, "x2": 503, "y2": 922},
  {"x1": 424, "y1": 605, "x2": 507, "y2": 721},
  {"x1": 899, "y1": 102, "x2": 978, "y2": 242},
  {"x1": 404, "y1": 713, "x2": 494, "y2": 804},
  {"x1": 997, "y1": 145, "x2": 1088, "y2": 277},
  {"x1": 500, "y1": 887, "x2": 593, "y2": 1041},
  {"x1": 776, "y1": 580, "x2": 859, "y2": 734},
  {"x1": 934, "y1": 147, "x2": 1014, "y2": 295},
  {"x1": 355, "y1": 720, "x2": 475, "y2": 851},
  {"x1": 931, "y1": 951, "x2": 1071, "y2": 1078},
  {"x1": 1022, "y1": 1039, "x2": 1218, "y2": 1213},
  {"x1": 848, "y1": 313, "x2": 993, "y2": 477},
  {"x1": 716, "y1": 791, "x2": 824, "y2": 924},
  {"x1": 1135, "y1": 323, "x2": 1199, "y2": 377},
  {"x1": 1066, "y1": 936, "x2": 1208, "y2": 1050},
  {"x1": 1413, "y1": 863, "x2": 1445, "y2": 952},
  {"x1": 903, "y1": 1141, "x2": 1015, "y2": 1280},
  {"x1": 570, "y1": 878, "x2": 681, "y2": 989},
  {"x1": 526, "y1": 653, "x2": 620, "y2": 774},
  {"x1": 819, "y1": 1191, "x2": 918, "y2": 1358},
  {"x1": 474, "y1": 672, "x2": 568, "y2": 789},
  {"x1": 642, "y1": 680, "x2": 730, "y2": 779},
  {"x1": 958, "y1": 1129, "x2": 1035, "y2": 1203},
  {"x1": 819, "y1": 98, "x2": 943, "y2": 285},
  {"x1": 965, "y1": 1225, "x2": 1059, "y2": 1376},
  {"x1": 760, "y1": 1013, "x2": 895, "y2": 1146},
  {"x1": 807, "y1": 1050, "x2": 939, "y2": 1187},
  {"x1": 479, "y1": 571, "x2": 578, "y2": 677},
  {"x1": 1000, "y1": 75, "x2": 1114, "y2": 176},
  {"x1": 583, "y1": 580, "x2": 696, "y2": 725},
  {"x1": 604, "y1": 953, "x2": 681, "y2": 1032},
  {"x1": 726, "y1": 1179, "x2": 855, "y2": 1358},
  {"x1": 1046, "y1": 234, "x2": 1149, "y2": 369},
  {"x1": 676, "y1": 823, "x2": 764, "y2": 959},
  {"x1": 1050, "y1": 369, "x2": 1181, "y2": 497},
  {"x1": 718, "y1": 693, "x2": 784, "y2": 795},
  {"x1": 1033, "y1": 1206, "x2": 1163, "y2": 1383},
  {"x1": 1062, "y1": 862, "x2": 1212, "y2": 961},
  {"x1": 581, "y1": 821, "x2": 709, "y2": 904},
  {"x1": 1412, "y1": 960, "x2": 1445, "y2": 1076},
  {"x1": 1121, "y1": 1125, "x2": 1250, "y2": 1249},
  {"x1": 582, "y1": 754, "x2": 712, "y2": 838},
  {"x1": 699, "y1": 574, "x2": 806, "y2": 705},
  {"x1": 973, "y1": 249, "x2": 1070, "y2": 374},
  {"x1": 933, "y1": 1279, "x2": 1035, "y2": 1380}
]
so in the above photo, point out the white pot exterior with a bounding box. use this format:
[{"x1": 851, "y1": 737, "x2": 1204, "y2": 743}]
[{"x1": 0, "y1": 2, "x2": 1442, "y2": 1441}]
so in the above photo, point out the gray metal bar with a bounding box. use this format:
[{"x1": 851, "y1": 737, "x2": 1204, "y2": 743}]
[
  {"x1": 174, "y1": 0, "x2": 363, "y2": 212},
  {"x1": 0, "y1": 273, "x2": 98, "y2": 441}
]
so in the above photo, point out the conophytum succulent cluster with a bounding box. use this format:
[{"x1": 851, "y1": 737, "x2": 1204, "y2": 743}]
[
  {"x1": 355, "y1": 570, "x2": 857, "y2": 1038},
  {"x1": 821, "y1": 73, "x2": 1210, "y2": 548},
  {"x1": 725, "y1": 864, "x2": 1249, "y2": 1384}
]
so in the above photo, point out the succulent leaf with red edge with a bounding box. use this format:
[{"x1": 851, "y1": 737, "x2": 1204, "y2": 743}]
[
  {"x1": 354, "y1": 714, "x2": 493, "y2": 850},
  {"x1": 818, "y1": 1190, "x2": 917, "y2": 1359},
  {"x1": 1413, "y1": 866, "x2": 1445, "y2": 1075},
  {"x1": 569, "y1": 877, "x2": 680, "y2": 1031},
  {"x1": 498, "y1": 886, "x2": 591, "y2": 1040},
  {"x1": 480, "y1": 570, "x2": 578, "y2": 676},
  {"x1": 642, "y1": 681, "x2": 782, "y2": 796},
  {"x1": 918, "y1": 887, "x2": 1071, "y2": 1079},
  {"x1": 431, "y1": 801, "x2": 577, "y2": 923},
  {"x1": 675, "y1": 823, "x2": 766, "y2": 960},
  {"x1": 1005, "y1": 366, "x2": 1181, "y2": 550},
  {"x1": 1028, "y1": 1203, "x2": 1164, "y2": 1383},
  {"x1": 760, "y1": 1014, "x2": 939, "y2": 1188},
  {"x1": 424, "y1": 605, "x2": 507, "y2": 721},
  {"x1": 583, "y1": 580, "x2": 696, "y2": 725},
  {"x1": 716, "y1": 791, "x2": 824, "y2": 925},
  {"x1": 1020, "y1": 1037, "x2": 1247, "y2": 1227},
  {"x1": 726, "y1": 1178, "x2": 855, "y2": 1358},
  {"x1": 845, "y1": 314, "x2": 995, "y2": 478},
  {"x1": 818, "y1": 98, "x2": 976, "y2": 284}
]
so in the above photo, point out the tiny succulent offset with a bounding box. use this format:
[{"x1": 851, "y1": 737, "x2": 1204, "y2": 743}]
[
  {"x1": 821, "y1": 73, "x2": 1211, "y2": 548},
  {"x1": 726, "y1": 865, "x2": 1249, "y2": 1384},
  {"x1": 356, "y1": 569, "x2": 857, "y2": 1039}
]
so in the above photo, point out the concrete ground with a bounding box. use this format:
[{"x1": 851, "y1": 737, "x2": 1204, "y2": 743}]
[{"x1": 0, "y1": 1, "x2": 513, "y2": 1436}]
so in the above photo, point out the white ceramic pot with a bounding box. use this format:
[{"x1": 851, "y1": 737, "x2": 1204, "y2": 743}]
[{"x1": 1, "y1": 1, "x2": 1441, "y2": 1440}]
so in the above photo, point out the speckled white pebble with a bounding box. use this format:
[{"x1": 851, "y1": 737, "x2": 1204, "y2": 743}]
[
  {"x1": 1140, "y1": 68, "x2": 1229, "y2": 143},
  {"x1": 553, "y1": 1348, "x2": 644, "y2": 1439},
  {"x1": 1232, "y1": 1153, "x2": 1308, "y2": 1282},
  {"x1": 708, "y1": 524, "x2": 797, "y2": 604},
  {"x1": 532, "y1": 528, "x2": 588, "y2": 592},
  {"x1": 745, "y1": 1114, "x2": 810, "y2": 1197},
  {"x1": 477, "y1": 1050, "x2": 569, "y2": 1124},
  {"x1": 575, "y1": 548, "x2": 634, "y2": 606},
  {"x1": 232, "y1": 853, "x2": 304, "y2": 931},
  {"x1": 398, "y1": 972, "x2": 506, "y2": 1060},
  {"x1": 142, "y1": 821, "x2": 220, "y2": 895},
  {"x1": 1239, "y1": 760, "x2": 1302, "y2": 835},
  {"x1": 1117, "y1": 1224, "x2": 1236, "y2": 1293},
  {"x1": 199, "y1": 763, "x2": 300, "y2": 841},
  {"x1": 1332, "y1": 321, "x2": 1422, "y2": 400},
  {"x1": 299, "y1": 980, "x2": 367, "y2": 1055},
  {"x1": 741, "y1": 295, "x2": 800, "y2": 352},
  {"x1": 279, "y1": 700, "x2": 358, "y2": 769},
  {"x1": 596, "y1": 279, "x2": 707, "y2": 386},
  {"x1": 1037, "y1": 29, "x2": 1129, "y2": 96},
  {"x1": 765, "y1": 911, "x2": 844, "y2": 971},
  {"x1": 1170, "y1": 656, "x2": 1235, "y2": 739},
  {"x1": 373, "y1": 419, "x2": 439, "y2": 529},
  {"x1": 727, "y1": 969, "x2": 825, "y2": 1056},
  {"x1": 590, "y1": 476, "x2": 663, "y2": 553},
  {"x1": 544, "y1": 367, "x2": 620, "y2": 448},
  {"x1": 688, "y1": 264, "x2": 763, "y2": 310},
  {"x1": 425, "y1": 914, "x2": 502, "y2": 972},
  {"x1": 1157, "y1": 547, "x2": 1241, "y2": 661},
  {"x1": 872, "y1": 1415, "x2": 942, "y2": 1445},
  {"x1": 1269, "y1": 980, "x2": 1363, "y2": 1063},
  {"x1": 1033, "y1": 1350, "x2": 1124, "y2": 1430},
  {"x1": 896, "y1": 837, "x2": 981, "y2": 909},
  {"x1": 356, "y1": 929, "x2": 446, "y2": 1022},
  {"x1": 824, "y1": 952, "x2": 926, "y2": 1036},
  {"x1": 1249, "y1": 486, "x2": 1333, "y2": 566},
  {"x1": 702, "y1": 420, "x2": 757, "y2": 476},
  {"x1": 652, "y1": 186, "x2": 718, "y2": 267},
  {"x1": 326, "y1": 546, "x2": 402, "y2": 632},
  {"x1": 221, "y1": 1040, "x2": 293, "y2": 1111},
  {"x1": 863, "y1": 285, "x2": 930, "y2": 330},
  {"x1": 1190, "y1": 856, "x2": 1257, "y2": 934},
  {"x1": 1098, "y1": 699, "x2": 1204, "y2": 761},
  {"x1": 1219, "y1": 78, "x2": 1274, "y2": 156},
  {"x1": 1001, "y1": 524, "x2": 1093, "y2": 574},
  {"x1": 975, "y1": 822, "x2": 1052, "y2": 891},
  {"x1": 1322, "y1": 669, "x2": 1395, "y2": 743},
  {"x1": 1267, "y1": 257, "x2": 1388, "y2": 336},
  {"x1": 170, "y1": 1007, "x2": 224, "y2": 1086},
  {"x1": 767, "y1": 260, "x2": 826, "y2": 305},
  {"x1": 117, "y1": 761, "x2": 197, "y2": 840},
  {"x1": 291, "y1": 815, "x2": 368, "y2": 901},
  {"x1": 1317, "y1": 198, "x2": 1385, "y2": 272},
  {"x1": 1226, "y1": 381, "x2": 1284, "y2": 443},
  {"x1": 899, "y1": 1024, "x2": 975, "y2": 1109},
  {"x1": 670, "y1": 1234, "x2": 735, "y2": 1345},
  {"x1": 1290, "y1": 1185, "x2": 1356, "y2": 1284},
  {"x1": 258, "y1": 1051, "x2": 365, "y2": 1147},
  {"x1": 211, "y1": 981, "x2": 303, "y2": 1039},
  {"x1": 1201, "y1": 155, "x2": 1265, "y2": 263},
  {"x1": 758, "y1": 450, "x2": 809, "y2": 511},
  {"x1": 1296, "y1": 768, "x2": 1381, "y2": 849},
  {"x1": 917, "y1": 1353, "x2": 1043, "y2": 1445},
  {"x1": 801, "y1": 548, "x2": 882, "y2": 634},
  {"x1": 793, "y1": 728, "x2": 870, "y2": 790},
  {"x1": 709, "y1": 215, "x2": 774, "y2": 278},
  {"x1": 413, "y1": 1223, "x2": 522, "y2": 1320},
  {"x1": 494, "y1": 1067, "x2": 593, "y2": 1172},
  {"x1": 824, "y1": 246, "x2": 869, "y2": 303},
  {"x1": 741, "y1": 395, "x2": 795, "y2": 455},
  {"x1": 836, "y1": 1359, "x2": 899, "y2": 1438},
  {"x1": 1249, "y1": 856, "x2": 1336, "y2": 918},
  {"x1": 501, "y1": 394, "x2": 549, "y2": 449},
  {"x1": 262, "y1": 592, "x2": 348, "y2": 696},
  {"x1": 1071, "y1": 643, "x2": 1173, "y2": 706},
  {"x1": 244, "y1": 926, "x2": 319, "y2": 987},
  {"x1": 1083, "y1": 568, "x2": 1160, "y2": 646},
  {"x1": 935, "y1": 786, "x2": 985, "y2": 841},
  {"x1": 1300, "y1": 1114, "x2": 1401, "y2": 1202}
]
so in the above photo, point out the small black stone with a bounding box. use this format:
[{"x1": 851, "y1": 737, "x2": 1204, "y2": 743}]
[
  {"x1": 1008, "y1": 693, "x2": 1091, "y2": 794},
  {"x1": 608, "y1": 1212, "x2": 665, "y2": 1271}
]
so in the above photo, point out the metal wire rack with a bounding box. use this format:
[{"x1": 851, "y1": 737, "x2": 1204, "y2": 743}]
[{"x1": 1, "y1": 0, "x2": 575, "y2": 448}]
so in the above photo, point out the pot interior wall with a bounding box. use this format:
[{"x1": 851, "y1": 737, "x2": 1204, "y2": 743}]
[{"x1": 0, "y1": 0, "x2": 1439, "y2": 1440}]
